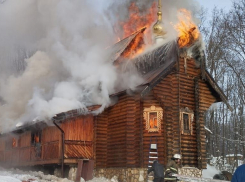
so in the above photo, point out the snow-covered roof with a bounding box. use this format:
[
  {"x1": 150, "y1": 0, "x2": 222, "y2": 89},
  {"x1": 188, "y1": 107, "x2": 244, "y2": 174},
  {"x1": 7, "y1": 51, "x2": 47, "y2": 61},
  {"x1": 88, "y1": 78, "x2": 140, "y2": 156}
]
[
  {"x1": 204, "y1": 125, "x2": 213, "y2": 134},
  {"x1": 226, "y1": 154, "x2": 243, "y2": 157}
]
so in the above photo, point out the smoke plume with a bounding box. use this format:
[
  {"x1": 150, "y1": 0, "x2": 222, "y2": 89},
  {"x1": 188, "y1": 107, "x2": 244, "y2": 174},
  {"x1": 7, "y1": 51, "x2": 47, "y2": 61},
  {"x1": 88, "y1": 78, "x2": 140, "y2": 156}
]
[{"x1": 0, "y1": 0, "x2": 201, "y2": 132}]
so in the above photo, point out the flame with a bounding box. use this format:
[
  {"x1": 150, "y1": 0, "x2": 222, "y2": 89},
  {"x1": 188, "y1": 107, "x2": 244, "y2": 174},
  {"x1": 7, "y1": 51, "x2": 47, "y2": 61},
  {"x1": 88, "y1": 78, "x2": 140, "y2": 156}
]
[
  {"x1": 174, "y1": 9, "x2": 200, "y2": 48},
  {"x1": 35, "y1": 134, "x2": 40, "y2": 143},
  {"x1": 120, "y1": 2, "x2": 157, "y2": 39},
  {"x1": 116, "y1": 2, "x2": 157, "y2": 59},
  {"x1": 12, "y1": 138, "x2": 17, "y2": 147},
  {"x1": 121, "y1": 29, "x2": 145, "y2": 59}
]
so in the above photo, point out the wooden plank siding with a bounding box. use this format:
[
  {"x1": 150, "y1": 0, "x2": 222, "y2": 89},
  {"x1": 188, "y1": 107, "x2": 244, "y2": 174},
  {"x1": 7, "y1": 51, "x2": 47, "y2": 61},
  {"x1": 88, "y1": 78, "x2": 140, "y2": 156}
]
[
  {"x1": 0, "y1": 137, "x2": 5, "y2": 151},
  {"x1": 20, "y1": 132, "x2": 31, "y2": 148},
  {"x1": 0, "y1": 137, "x2": 5, "y2": 163},
  {"x1": 19, "y1": 147, "x2": 31, "y2": 162},
  {"x1": 61, "y1": 115, "x2": 94, "y2": 141},
  {"x1": 0, "y1": 115, "x2": 94, "y2": 167},
  {"x1": 61, "y1": 115, "x2": 94, "y2": 159}
]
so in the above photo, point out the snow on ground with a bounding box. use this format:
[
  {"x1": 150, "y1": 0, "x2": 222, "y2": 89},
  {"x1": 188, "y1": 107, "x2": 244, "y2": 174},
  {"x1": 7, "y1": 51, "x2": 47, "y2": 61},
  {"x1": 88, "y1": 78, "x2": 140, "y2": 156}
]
[
  {"x1": 202, "y1": 164, "x2": 221, "y2": 179},
  {"x1": 0, "y1": 167, "x2": 118, "y2": 182},
  {"x1": 0, "y1": 165, "x2": 221, "y2": 182},
  {"x1": 0, "y1": 168, "x2": 72, "y2": 182}
]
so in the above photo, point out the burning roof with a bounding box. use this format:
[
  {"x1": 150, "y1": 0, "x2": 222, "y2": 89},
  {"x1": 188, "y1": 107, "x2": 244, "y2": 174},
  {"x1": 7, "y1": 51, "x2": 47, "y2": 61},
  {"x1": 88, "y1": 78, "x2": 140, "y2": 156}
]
[
  {"x1": 109, "y1": 27, "x2": 146, "y2": 63},
  {"x1": 109, "y1": 25, "x2": 231, "y2": 110}
]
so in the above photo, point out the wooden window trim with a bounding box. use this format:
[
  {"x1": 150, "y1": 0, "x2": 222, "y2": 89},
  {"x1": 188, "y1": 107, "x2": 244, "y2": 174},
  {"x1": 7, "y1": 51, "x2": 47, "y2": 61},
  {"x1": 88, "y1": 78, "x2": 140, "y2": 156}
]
[
  {"x1": 144, "y1": 105, "x2": 163, "y2": 133},
  {"x1": 180, "y1": 107, "x2": 194, "y2": 135}
]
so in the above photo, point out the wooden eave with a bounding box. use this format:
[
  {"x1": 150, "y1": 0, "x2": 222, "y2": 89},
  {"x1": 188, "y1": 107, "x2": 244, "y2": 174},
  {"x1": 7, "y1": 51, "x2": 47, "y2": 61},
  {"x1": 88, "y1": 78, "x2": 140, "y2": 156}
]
[
  {"x1": 11, "y1": 121, "x2": 48, "y2": 134},
  {"x1": 6, "y1": 105, "x2": 101, "y2": 134},
  {"x1": 140, "y1": 60, "x2": 176, "y2": 97},
  {"x1": 205, "y1": 70, "x2": 233, "y2": 111},
  {"x1": 52, "y1": 105, "x2": 101, "y2": 123}
]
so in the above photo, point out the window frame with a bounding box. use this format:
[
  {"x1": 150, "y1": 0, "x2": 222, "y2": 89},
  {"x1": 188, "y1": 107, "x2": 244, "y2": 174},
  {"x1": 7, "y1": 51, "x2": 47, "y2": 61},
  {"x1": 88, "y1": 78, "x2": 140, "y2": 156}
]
[
  {"x1": 31, "y1": 131, "x2": 42, "y2": 146},
  {"x1": 180, "y1": 107, "x2": 194, "y2": 135},
  {"x1": 144, "y1": 105, "x2": 163, "y2": 133}
]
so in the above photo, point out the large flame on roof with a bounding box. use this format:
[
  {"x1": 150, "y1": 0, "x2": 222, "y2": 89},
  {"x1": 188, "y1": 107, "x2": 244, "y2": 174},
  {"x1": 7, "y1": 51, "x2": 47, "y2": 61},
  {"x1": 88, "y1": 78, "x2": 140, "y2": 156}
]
[
  {"x1": 174, "y1": 9, "x2": 200, "y2": 48},
  {"x1": 120, "y1": 28, "x2": 146, "y2": 59},
  {"x1": 116, "y1": 2, "x2": 157, "y2": 59},
  {"x1": 120, "y1": 2, "x2": 157, "y2": 41}
]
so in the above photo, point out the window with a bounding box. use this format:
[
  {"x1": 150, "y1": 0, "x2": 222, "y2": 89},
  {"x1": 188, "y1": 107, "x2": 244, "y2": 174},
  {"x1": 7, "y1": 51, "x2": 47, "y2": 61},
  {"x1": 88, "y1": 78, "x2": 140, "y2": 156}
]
[
  {"x1": 144, "y1": 105, "x2": 163, "y2": 133},
  {"x1": 6, "y1": 137, "x2": 19, "y2": 149},
  {"x1": 149, "y1": 112, "x2": 158, "y2": 129},
  {"x1": 31, "y1": 131, "x2": 42, "y2": 158},
  {"x1": 180, "y1": 107, "x2": 194, "y2": 135},
  {"x1": 12, "y1": 137, "x2": 18, "y2": 148},
  {"x1": 31, "y1": 131, "x2": 42, "y2": 146}
]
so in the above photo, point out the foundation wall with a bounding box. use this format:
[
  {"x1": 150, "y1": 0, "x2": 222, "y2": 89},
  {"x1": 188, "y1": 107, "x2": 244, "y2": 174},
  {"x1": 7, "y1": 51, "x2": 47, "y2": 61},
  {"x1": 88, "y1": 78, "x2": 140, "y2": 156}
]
[
  {"x1": 179, "y1": 167, "x2": 202, "y2": 178},
  {"x1": 94, "y1": 167, "x2": 202, "y2": 182}
]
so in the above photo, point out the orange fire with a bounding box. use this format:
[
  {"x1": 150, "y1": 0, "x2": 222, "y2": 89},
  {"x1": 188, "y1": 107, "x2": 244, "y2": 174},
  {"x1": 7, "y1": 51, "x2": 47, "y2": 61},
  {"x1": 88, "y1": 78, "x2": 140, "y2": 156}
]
[
  {"x1": 120, "y1": 2, "x2": 157, "y2": 39},
  {"x1": 12, "y1": 138, "x2": 17, "y2": 147},
  {"x1": 116, "y1": 2, "x2": 157, "y2": 59},
  {"x1": 174, "y1": 9, "x2": 200, "y2": 48},
  {"x1": 121, "y1": 28, "x2": 146, "y2": 59}
]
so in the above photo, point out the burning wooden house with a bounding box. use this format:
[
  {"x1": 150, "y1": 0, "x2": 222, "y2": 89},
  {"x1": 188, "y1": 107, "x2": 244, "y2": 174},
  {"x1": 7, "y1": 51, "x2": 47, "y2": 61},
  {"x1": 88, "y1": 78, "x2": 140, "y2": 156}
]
[{"x1": 0, "y1": 2, "x2": 231, "y2": 182}]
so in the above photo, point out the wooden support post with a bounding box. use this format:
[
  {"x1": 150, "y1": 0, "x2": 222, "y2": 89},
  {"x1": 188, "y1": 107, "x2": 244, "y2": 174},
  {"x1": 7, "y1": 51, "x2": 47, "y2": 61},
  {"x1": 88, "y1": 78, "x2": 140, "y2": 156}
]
[
  {"x1": 81, "y1": 160, "x2": 94, "y2": 181},
  {"x1": 76, "y1": 159, "x2": 94, "y2": 182},
  {"x1": 75, "y1": 159, "x2": 83, "y2": 182}
]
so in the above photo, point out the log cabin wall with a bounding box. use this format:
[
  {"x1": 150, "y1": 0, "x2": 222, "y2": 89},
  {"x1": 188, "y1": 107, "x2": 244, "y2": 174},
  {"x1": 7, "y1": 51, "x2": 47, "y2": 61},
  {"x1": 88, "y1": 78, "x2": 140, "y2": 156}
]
[
  {"x1": 141, "y1": 92, "x2": 167, "y2": 167},
  {"x1": 95, "y1": 90, "x2": 169, "y2": 169},
  {"x1": 151, "y1": 56, "x2": 218, "y2": 169},
  {"x1": 152, "y1": 71, "x2": 179, "y2": 165},
  {"x1": 178, "y1": 57, "x2": 199, "y2": 168},
  {"x1": 178, "y1": 57, "x2": 217, "y2": 169},
  {"x1": 126, "y1": 95, "x2": 141, "y2": 168},
  {"x1": 94, "y1": 110, "x2": 108, "y2": 168},
  {"x1": 95, "y1": 94, "x2": 142, "y2": 168},
  {"x1": 106, "y1": 94, "x2": 128, "y2": 167}
]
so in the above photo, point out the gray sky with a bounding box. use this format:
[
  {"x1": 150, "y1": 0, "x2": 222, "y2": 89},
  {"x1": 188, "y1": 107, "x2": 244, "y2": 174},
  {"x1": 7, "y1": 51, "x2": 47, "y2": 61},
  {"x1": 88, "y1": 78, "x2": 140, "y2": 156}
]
[{"x1": 196, "y1": 0, "x2": 233, "y2": 10}]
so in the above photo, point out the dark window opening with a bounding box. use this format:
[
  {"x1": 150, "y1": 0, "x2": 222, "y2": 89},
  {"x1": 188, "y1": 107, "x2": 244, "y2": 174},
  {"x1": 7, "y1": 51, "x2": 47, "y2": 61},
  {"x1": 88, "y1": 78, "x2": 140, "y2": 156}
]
[
  {"x1": 183, "y1": 113, "x2": 189, "y2": 131},
  {"x1": 31, "y1": 131, "x2": 42, "y2": 146}
]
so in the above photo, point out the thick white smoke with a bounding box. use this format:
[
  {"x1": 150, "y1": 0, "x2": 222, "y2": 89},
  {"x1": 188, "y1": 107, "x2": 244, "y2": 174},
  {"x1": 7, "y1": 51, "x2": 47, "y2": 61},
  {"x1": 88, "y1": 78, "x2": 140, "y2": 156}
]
[
  {"x1": 0, "y1": 0, "x2": 201, "y2": 132},
  {"x1": 0, "y1": 0, "x2": 130, "y2": 131}
]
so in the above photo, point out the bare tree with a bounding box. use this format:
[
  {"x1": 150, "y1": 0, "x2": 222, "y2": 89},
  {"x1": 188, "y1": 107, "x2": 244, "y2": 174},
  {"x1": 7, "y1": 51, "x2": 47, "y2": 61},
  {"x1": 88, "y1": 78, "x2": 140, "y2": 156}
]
[{"x1": 199, "y1": 0, "x2": 245, "y2": 172}]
